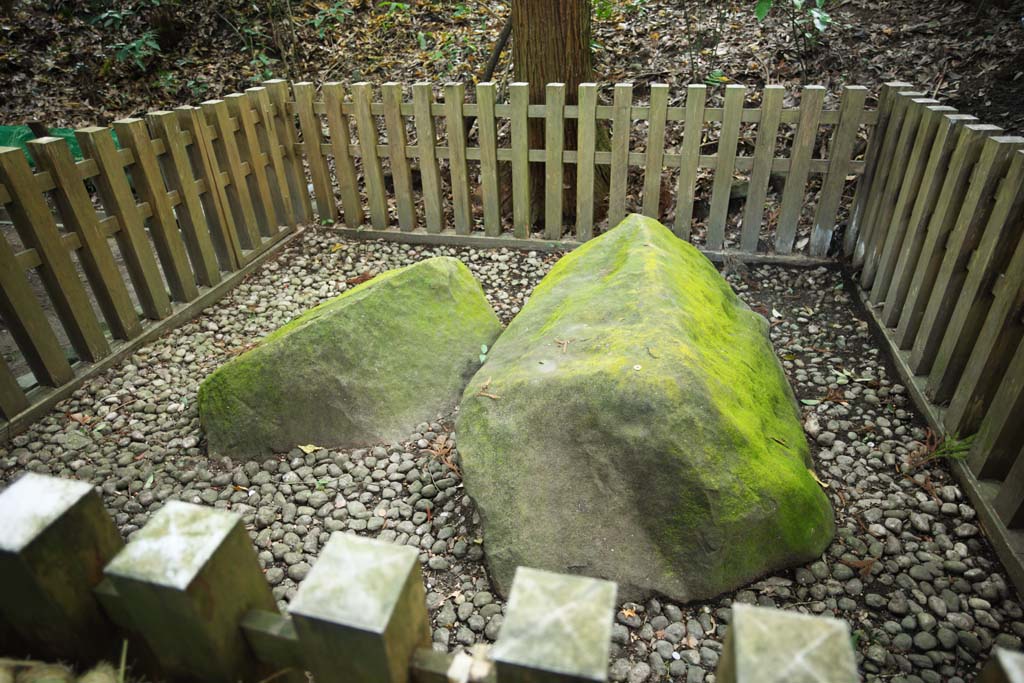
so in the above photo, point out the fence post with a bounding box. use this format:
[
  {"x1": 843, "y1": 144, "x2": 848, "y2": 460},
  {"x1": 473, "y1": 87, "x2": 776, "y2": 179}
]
[
  {"x1": 716, "y1": 604, "x2": 857, "y2": 683},
  {"x1": 288, "y1": 532, "x2": 430, "y2": 683},
  {"x1": 490, "y1": 567, "x2": 616, "y2": 682},
  {"x1": 0, "y1": 473, "x2": 123, "y2": 663},
  {"x1": 102, "y1": 501, "x2": 279, "y2": 682},
  {"x1": 978, "y1": 647, "x2": 1024, "y2": 682}
]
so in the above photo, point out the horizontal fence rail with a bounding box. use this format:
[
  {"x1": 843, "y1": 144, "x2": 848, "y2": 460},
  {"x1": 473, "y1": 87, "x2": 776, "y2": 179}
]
[
  {"x1": 849, "y1": 83, "x2": 1024, "y2": 591},
  {"x1": 0, "y1": 472, "x2": 871, "y2": 683}
]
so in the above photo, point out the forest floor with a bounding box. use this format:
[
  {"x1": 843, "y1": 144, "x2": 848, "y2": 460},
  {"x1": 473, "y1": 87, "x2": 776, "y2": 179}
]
[{"x1": 0, "y1": 0, "x2": 1022, "y2": 133}]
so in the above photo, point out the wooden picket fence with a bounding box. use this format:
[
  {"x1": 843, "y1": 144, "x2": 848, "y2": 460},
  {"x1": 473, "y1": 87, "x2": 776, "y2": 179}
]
[{"x1": 846, "y1": 83, "x2": 1024, "y2": 592}]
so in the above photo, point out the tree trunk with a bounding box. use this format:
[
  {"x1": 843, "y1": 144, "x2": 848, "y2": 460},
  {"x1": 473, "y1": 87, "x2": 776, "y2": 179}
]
[{"x1": 511, "y1": 0, "x2": 608, "y2": 226}]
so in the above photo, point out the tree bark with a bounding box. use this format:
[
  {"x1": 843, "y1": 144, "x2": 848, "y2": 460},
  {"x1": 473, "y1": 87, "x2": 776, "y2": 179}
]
[{"x1": 511, "y1": 0, "x2": 607, "y2": 225}]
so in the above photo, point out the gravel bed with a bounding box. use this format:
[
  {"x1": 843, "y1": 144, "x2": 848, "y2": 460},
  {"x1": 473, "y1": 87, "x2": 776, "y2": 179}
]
[{"x1": 1, "y1": 227, "x2": 1021, "y2": 683}]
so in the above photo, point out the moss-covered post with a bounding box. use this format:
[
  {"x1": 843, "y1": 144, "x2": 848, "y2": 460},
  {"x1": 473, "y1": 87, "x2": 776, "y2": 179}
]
[
  {"x1": 490, "y1": 567, "x2": 617, "y2": 682},
  {"x1": 289, "y1": 533, "x2": 431, "y2": 683},
  {"x1": 0, "y1": 473, "x2": 123, "y2": 663},
  {"x1": 716, "y1": 604, "x2": 857, "y2": 683},
  {"x1": 102, "y1": 501, "x2": 278, "y2": 682},
  {"x1": 978, "y1": 648, "x2": 1024, "y2": 682}
]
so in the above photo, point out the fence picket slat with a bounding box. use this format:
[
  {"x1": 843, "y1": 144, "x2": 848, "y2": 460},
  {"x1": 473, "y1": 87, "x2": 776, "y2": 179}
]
[
  {"x1": 707, "y1": 84, "x2": 746, "y2": 250},
  {"x1": 382, "y1": 83, "x2": 417, "y2": 231},
  {"x1": 0, "y1": 228, "x2": 73, "y2": 386},
  {"x1": 740, "y1": 85, "x2": 784, "y2": 253},
  {"x1": 225, "y1": 94, "x2": 276, "y2": 237},
  {"x1": 444, "y1": 83, "x2": 472, "y2": 235},
  {"x1": 544, "y1": 83, "x2": 566, "y2": 240},
  {"x1": 175, "y1": 106, "x2": 243, "y2": 271},
  {"x1": 510, "y1": 82, "x2": 531, "y2": 238},
  {"x1": 845, "y1": 81, "x2": 914, "y2": 257},
  {"x1": 810, "y1": 86, "x2": 868, "y2": 257},
  {"x1": 608, "y1": 82, "x2": 633, "y2": 228},
  {"x1": 322, "y1": 83, "x2": 365, "y2": 229},
  {"x1": 113, "y1": 118, "x2": 200, "y2": 303},
  {"x1": 76, "y1": 127, "x2": 173, "y2": 319},
  {"x1": 575, "y1": 83, "x2": 598, "y2": 241},
  {"x1": 966, "y1": 334, "x2": 1024, "y2": 481},
  {"x1": 0, "y1": 355, "x2": 28, "y2": 419},
  {"x1": 869, "y1": 105, "x2": 954, "y2": 305},
  {"x1": 929, "y1": 147, "x2": 1024, "y2": 405},
  {"x1": 860, "y1": 96, "x2": 937, "y2": 287},
  {"x1": 352, "y1": 82, "x2": 389, "y2": 229},
  {"x1": 476, "y1": 82, "x2": 501, "y2": 237},
  {"x1": 993, "y1": 444, "x2": 1024, "y2": 527},
  {"x1": 144, "y1": 112, "x2": 222, "y2": 288},
  {"x1": 893, "y1": 124, "x2": 999, "y2": 349},
  {"x1": 881, "y1": 113, "x2": 975, "y2": 327},
  {"x1": 264, "y1": 79, "x2": 312, "y2": 223},
  {"x1": 247, "y1": 87, "x2": 295, "y2": 229},
  {"x1": 28, "y1": 137, "x2": 144, "y2": 338},
  {"x1": 0, "y1": 148, "x2": 110, "y2": 362},
  {"x1": 908, "y1": 131, "x2": 1015, "y2": 374},
  {"x1": 414, "y1": 83, "x2": 444, "y2": 234},
  {"x1": 293, "y1": 82, "x2": 336, "y2": 224},
  {"x1": 641, "y1": 83, "x2": 669, "y2": 220},
  {"x1": 674, "y1": 84, "x2": 707, "y2": 240},
  {"x1": 852, "y1": 89, "x2": 923, "y2": 266},
  {"x1": 775, "y1": 85, "x2": 825, "y2": 254},
  {"x1": 201, "y1": 100, "x2": 262, "y2": 251}
]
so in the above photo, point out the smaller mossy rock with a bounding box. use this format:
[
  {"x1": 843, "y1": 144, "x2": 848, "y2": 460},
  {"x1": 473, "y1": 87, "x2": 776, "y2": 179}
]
[
  {"x1": 457, "y1": 214, "x2": 834, "y2": 604},
  {"x1": 199, "y1": 257, "x2": 501, "y2": 460}
]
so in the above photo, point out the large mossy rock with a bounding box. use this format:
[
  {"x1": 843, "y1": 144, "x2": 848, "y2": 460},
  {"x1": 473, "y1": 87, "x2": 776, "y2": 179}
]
[
  {"x1": 457, "y1": 215, "x2": 834, "y2": 603},
  {"x1": 199, "y1": 257, "x2": 501, "y2": 460}
]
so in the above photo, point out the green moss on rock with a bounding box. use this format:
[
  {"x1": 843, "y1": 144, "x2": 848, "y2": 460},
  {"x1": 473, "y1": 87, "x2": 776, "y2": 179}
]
[
  {"x1": 198, "y1": 257, "x2": 502, "y2": 460},
  {"x1": 456, "y1": 214, "x2": 834, "y2": 603}
]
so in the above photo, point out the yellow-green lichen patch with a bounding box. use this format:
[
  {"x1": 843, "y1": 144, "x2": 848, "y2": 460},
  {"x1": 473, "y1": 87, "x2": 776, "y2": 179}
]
[{"x1": 457, "y1": 214, "x2": 834, "y2": 603}]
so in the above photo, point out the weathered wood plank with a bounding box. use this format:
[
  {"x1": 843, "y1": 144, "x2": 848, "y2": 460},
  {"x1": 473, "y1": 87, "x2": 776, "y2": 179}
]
[
  {"x1": 352, "y1": 82, "x2": 389, "y2": 229},
  {"x1": 608, "y1": 82, "x2": 633, "y2": 228},
  {"x1": 414, "y1": 83, "x2": 444, "y2": 234},
  {"x1": 175, "y1": 106, "x2": 243, "y2": 271},
  {"x1": 263, "y1": 79, "x2": 312, "y2": 223},
  {"x1": 860, "y1": 96, "x2": 937, "y2": 287},
  {"x1": 740, "y1": 85, "x2": 784, "y2": 253},
  {"x1": 322, "y1": 82, "x2": 365, "y2": 229},
  {"x1": 868, "y1": 105, "x2": 954, "y2": 305},
  {"x1": 775, "y1": 85, "x2": 825, "y2": 254},
  {"x1": 810, "y1": 86, "x2": 868, "y2": 257},
  {"x1": 476, "y1": 82, "x2": 501, "y2": 237},
  {"x1": 926, "y1": 142, "x2": 1024, "y2": 405},
  {"x1": 0, "y1": 227, "x2": 73, "y2": 385},
  {"x1": 641, "y1": 83, "x2": 669, "y2": 220},
  {"x1": 225, "y1": 93, "x2": 276, "y2": 237},
  {"x1": 144, "y1": 112, "x2": 222, "y2": 288},
  {"x1": 880, "y1": 113, "x2": 975, "y2": 327},
  {"x1": 575, "y1": 82, "x2": 598, "y2": 242},
  {"x1": 0, "y1": 356, "x2": 27, "y2": 419},
  {"x1": 201, "y1": 99, "x2": 262, "y2": 250},
  {"x1": 894, "y1": 124, "x2": 999, "y2": 348},
  {"x1": 908, "y1": 133, "x2": 1018, "y2": 374},
  {"x1": 382, "y1": 82, "x2": 417, "y2": 232},
  {"x1": 0, "y1": 147, "x2": 110, "y2": 361},
  {"x1": 544, "y1": 82, "x2": 566, "y2": 240},
  {"x1": 113, "y1": 118, "x2": 199, "y2": 303},
  {"x1": 707, "y1": 84, "x2": 745, "y2": 250},
  {"x1": 293, "y1": 82, "x2": 336, "y2": 224},
  {"x1": 76, "y1": 127, "x2": 174, "y2": 319},
  {"x1": 246, "y1": 87, "x2": 295, "y2": 229},
  {"x1": 28, "y1": 137, "x2": 143, "y2": 338},
  {"x1": 510, "y1": 82, "x2": 531, "y2": 239},
  {"x1": 967, "y1": 333, "x2": 1024, "y2": 481},
  {"x1": 444, "y1": 83, "x2": 472, "y2": 235},
  {"x1": 675, "y1": 84, "x2": 707, "y2": 240},
  {"x1": 845, "y1": 81, "x2": 914, "y2": 257}
]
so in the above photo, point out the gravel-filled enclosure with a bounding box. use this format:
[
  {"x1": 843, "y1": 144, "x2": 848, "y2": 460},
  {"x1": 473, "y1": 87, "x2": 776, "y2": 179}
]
[{"x1": 1, "y1": 227, "x2": 1020, "y2": 683}]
